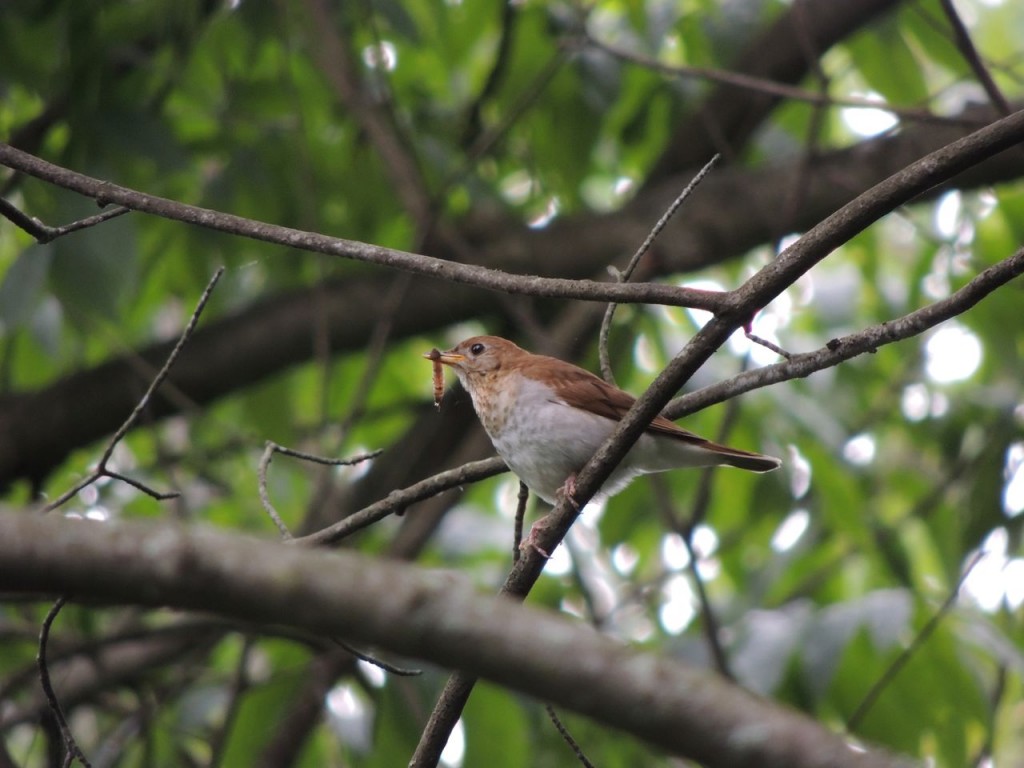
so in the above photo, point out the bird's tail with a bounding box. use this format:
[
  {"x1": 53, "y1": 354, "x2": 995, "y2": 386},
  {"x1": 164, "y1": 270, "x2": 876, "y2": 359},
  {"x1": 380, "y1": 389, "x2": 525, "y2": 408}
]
[{"x1": 707, "y1": 443, "x2": 781, "y2": 473}]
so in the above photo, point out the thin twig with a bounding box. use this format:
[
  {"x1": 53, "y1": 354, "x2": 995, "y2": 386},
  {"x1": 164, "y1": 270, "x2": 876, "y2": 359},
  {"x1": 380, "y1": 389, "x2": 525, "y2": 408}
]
[
  {"x1": 264, "y1": 442, "x2": 381, "y2": 467},
  {"x1": 649, "y1": 372, "x2": 744, "y2": 682},
  {"x1": 664, "y1": 246, "x2": 1024, "y2": 422},
  {"x1": 846, "y1": 550, "x2": 985, "y2": 730},
  {"x1": 258, "y1": 440, "x2": 383, "y2": 538},
  {"x1": 256, "y1": 441, "x2": 406, "y2": 673},
  {"x1": 587, "y1": 34, "x2": 985, "y2": 127},
  {"x1": 331, "y1": 637, "x2": 420, "y2": 677},
  {"x1": 544, "y1": 703, "x2": 596, "y2": 768},
  {"x1": 744, "y1": 331, "x2": 793, "y2": 360},
  {"x1": 0, "y1": 196, "x2": 130, "y2": 243},
  {"x1": 295, "y1": 457, "x2": 507, "y2": 548},
  {"x1": 937, "y1": 0, "x2": 1011, "y2": 116},
  {"x1": 103, "y1": 471, "x2": 179, "y2": 500},
  {"x1": 257, "y1": 443, "x2": 295, "y2": 540},
  {"x1": 682, "y1": 533, "x2": 733, "y2": 682},
  {"x1": 38, "y1": 597, "x2": 93, "y2": 768},
  {"x1": 598, "y1": 155, "x2": 720, "y2": 383},
  {"x1": 41, "y1": 267, "x2": 225, "y2": 513},
  {"x1": 654, "y1": 399, "x2": 738, "y2": 679},
  {"x1": 94, "y1": 266, "x2": 222, "y2": 469}
]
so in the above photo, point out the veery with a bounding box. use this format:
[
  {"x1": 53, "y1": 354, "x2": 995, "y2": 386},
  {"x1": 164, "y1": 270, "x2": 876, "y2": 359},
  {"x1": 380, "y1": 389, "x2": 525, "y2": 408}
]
[{"x1": 427, "y1": 335, "x2": 780, "y2": 506}]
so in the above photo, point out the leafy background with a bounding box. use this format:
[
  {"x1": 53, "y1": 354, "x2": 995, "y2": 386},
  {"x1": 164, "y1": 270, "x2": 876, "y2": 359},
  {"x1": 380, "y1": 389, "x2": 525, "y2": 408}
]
[{"x1": 1, "y1": 0, "x2": 1023, "y2": 766}]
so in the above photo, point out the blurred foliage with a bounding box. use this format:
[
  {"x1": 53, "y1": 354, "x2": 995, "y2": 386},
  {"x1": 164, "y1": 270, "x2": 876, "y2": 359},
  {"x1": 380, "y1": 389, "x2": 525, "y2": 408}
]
[{"x1": 1, "y1": 0, "x2": 1023, "y2": 766}]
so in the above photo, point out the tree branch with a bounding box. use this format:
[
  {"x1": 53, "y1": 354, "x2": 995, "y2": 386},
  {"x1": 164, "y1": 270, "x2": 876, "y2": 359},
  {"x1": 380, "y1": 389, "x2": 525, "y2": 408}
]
[
  {"x1": 937, "y1": 0, "x2": 1011, "y2": 116},
  {"x1": 0, "y1": 196, "x2": 131, "y2": 242},
  {"x1": 646, "y1": 0, "x2": 904, "y2": 180},
  {"x1": 587, "y1": 35, "x2": 973, "y2": 128},
  {"x1": 35, "y1": 267, "x2": 222, "y2": 509},
  {"x1": 37, "y1": 597, "x2": 92, "y2": 767},
  {"x1": 410, "y1": 107, "x2": 1024, "y2": 759},
  {"x1": 302, "y1": 0, "x2": 434, "y2": 228},
  {"x1": 0, "y1": 514, "x2": 915, "y2": 768},
  {"x1": 663, "y1": 246, "x2": 1024, "y2": 421},
  {"x1": 0, "y1": 142, "x2": 723, "y2": 313},
  {"x1": 296, "y1": 456, "x2": 507, "y2": 548},
  {"x1": 0, "y1": 105, "x2": 1021, "y2": 490}
]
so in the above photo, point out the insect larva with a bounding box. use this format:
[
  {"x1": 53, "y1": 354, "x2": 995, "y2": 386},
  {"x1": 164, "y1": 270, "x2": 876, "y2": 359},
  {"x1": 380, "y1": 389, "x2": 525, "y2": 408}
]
[{"x1": 425, "y1": 348, "x2": 444, "y2": 409}]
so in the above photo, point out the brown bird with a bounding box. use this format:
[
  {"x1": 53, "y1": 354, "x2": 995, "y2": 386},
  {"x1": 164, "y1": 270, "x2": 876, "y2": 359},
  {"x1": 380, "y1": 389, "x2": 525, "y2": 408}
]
[{"x1": 427, "y1": 335, "x2": 780, "y2": 507}]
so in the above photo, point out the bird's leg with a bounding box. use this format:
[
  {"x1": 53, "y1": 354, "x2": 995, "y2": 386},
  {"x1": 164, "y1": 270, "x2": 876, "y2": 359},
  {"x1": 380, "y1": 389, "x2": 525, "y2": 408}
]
[{"x1": 519, "y1": 473, "x2": 581, "y2": 559}]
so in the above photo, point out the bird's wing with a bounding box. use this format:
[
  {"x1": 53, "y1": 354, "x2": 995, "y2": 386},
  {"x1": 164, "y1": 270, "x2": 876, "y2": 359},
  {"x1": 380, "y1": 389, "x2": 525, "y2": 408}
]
[
  {"x1": 529, "y1": 356, "x2": 780, "y2": 471},
  {"x1": 527, "y1": 357, "x2": 710, "y2": 445}
]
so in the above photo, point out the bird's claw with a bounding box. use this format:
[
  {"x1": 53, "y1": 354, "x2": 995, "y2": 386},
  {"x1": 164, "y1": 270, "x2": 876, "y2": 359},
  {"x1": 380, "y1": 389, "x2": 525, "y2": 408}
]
[
  {"x1": 520, "y1": 537, "x2": 551, "y2": 559},
  {"x1": 557, "y1": 474, "x2": 580, "y2": 510},
  {"x1": 520, "y1": 515, "x2": 554, "y2": 559}
]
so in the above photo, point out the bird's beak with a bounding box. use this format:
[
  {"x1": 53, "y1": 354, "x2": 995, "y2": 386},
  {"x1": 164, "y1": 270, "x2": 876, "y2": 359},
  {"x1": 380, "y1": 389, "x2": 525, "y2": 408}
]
[{"x1": 423, "y1": 349, "x2": 464, "y2": 367}]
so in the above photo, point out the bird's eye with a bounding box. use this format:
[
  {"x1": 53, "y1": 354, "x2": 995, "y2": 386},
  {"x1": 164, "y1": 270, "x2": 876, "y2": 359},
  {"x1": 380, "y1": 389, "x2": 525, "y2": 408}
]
[{"x1": 470, "y1": 343, "x2": 485, "y2": 355}]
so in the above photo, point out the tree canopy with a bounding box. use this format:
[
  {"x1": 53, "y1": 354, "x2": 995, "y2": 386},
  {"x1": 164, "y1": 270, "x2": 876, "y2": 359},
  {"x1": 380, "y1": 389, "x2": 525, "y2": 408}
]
[{"x1": 1, "y1": 1, "x2": 1023, "y2": 766}]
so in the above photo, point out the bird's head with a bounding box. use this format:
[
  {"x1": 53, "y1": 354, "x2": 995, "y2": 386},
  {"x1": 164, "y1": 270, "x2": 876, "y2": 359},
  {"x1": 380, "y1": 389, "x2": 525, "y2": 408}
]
[{"x1": 424, "y1": 335, "x2": 523, "y2": 386}]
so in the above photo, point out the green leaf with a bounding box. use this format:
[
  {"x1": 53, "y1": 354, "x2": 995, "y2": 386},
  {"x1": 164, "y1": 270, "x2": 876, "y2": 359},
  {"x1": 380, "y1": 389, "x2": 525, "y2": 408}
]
[
  {"x1": 846, "y1": 19, "x2": 929, "y2": 104},
  {"x1": 0, "y1": 244, "x2": 52, "y2": 329},
  {"x1": 461, "y1": 682, "x2": 530, "y2": 767}
]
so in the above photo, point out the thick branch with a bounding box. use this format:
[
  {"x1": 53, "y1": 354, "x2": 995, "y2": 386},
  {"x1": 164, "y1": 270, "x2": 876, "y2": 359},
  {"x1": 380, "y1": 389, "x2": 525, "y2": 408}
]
[
  {"x1": 647, "y1": 0, "x2": 904, "y2": 179},
  {"x1": 0, "y1": 514, "x2": 913, "y2": 768}
]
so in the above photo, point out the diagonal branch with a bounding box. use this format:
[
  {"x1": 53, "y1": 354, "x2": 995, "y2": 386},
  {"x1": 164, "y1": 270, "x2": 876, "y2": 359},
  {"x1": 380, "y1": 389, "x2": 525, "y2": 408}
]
[
  {"x1": 295, "y1": 457, "x2": 506, "y2": 548},
  {"x1": 41, "y1": 267, "x2": 224, "y2": 511},
  {"x1": 319, "y1": 244, "x2": 1024, "y2": 589},
  {"x1": 302, "y1": 0, "x2": 433, "y2": 228},
  {"x1": 37, "y1": 597, "x2": 92, "y2": 768},
  {"x1": 409, "y1": 104, "x2": 1024, "y2": 767},
  {"x1": 846, "y1": 550, "x2": 985, "y2": 731},
  {"x1": 937, "y1": 0, "x2": 1011, "y2": 116},
  {"x1": 570, "y1": 110, "x2": 1024, "y2": 532},
  {"x1": 646, "y1": 0, "x2": 904, "y2": 180}
]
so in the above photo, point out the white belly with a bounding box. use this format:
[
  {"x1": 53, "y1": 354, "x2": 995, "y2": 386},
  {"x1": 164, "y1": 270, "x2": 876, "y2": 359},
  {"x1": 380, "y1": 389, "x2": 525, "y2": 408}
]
[
  {"x1": 470, "y1": 373, "x2": 726, "y2": 504},
  {"x1": 483, "y1": 376, "x2": 642, "y2": 503}
]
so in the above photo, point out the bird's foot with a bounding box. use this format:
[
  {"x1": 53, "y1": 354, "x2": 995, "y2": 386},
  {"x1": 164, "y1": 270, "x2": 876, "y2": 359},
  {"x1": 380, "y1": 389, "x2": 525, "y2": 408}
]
[
  {"x1": 519, "y1": 514, "x2": 554, "y2": 559},
  {"x1": 518, "y1": 475, "x2": 581, "y2": 559},
  {"x1": 556, "y1": 473, "x2": 580, "y2": 510}
]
